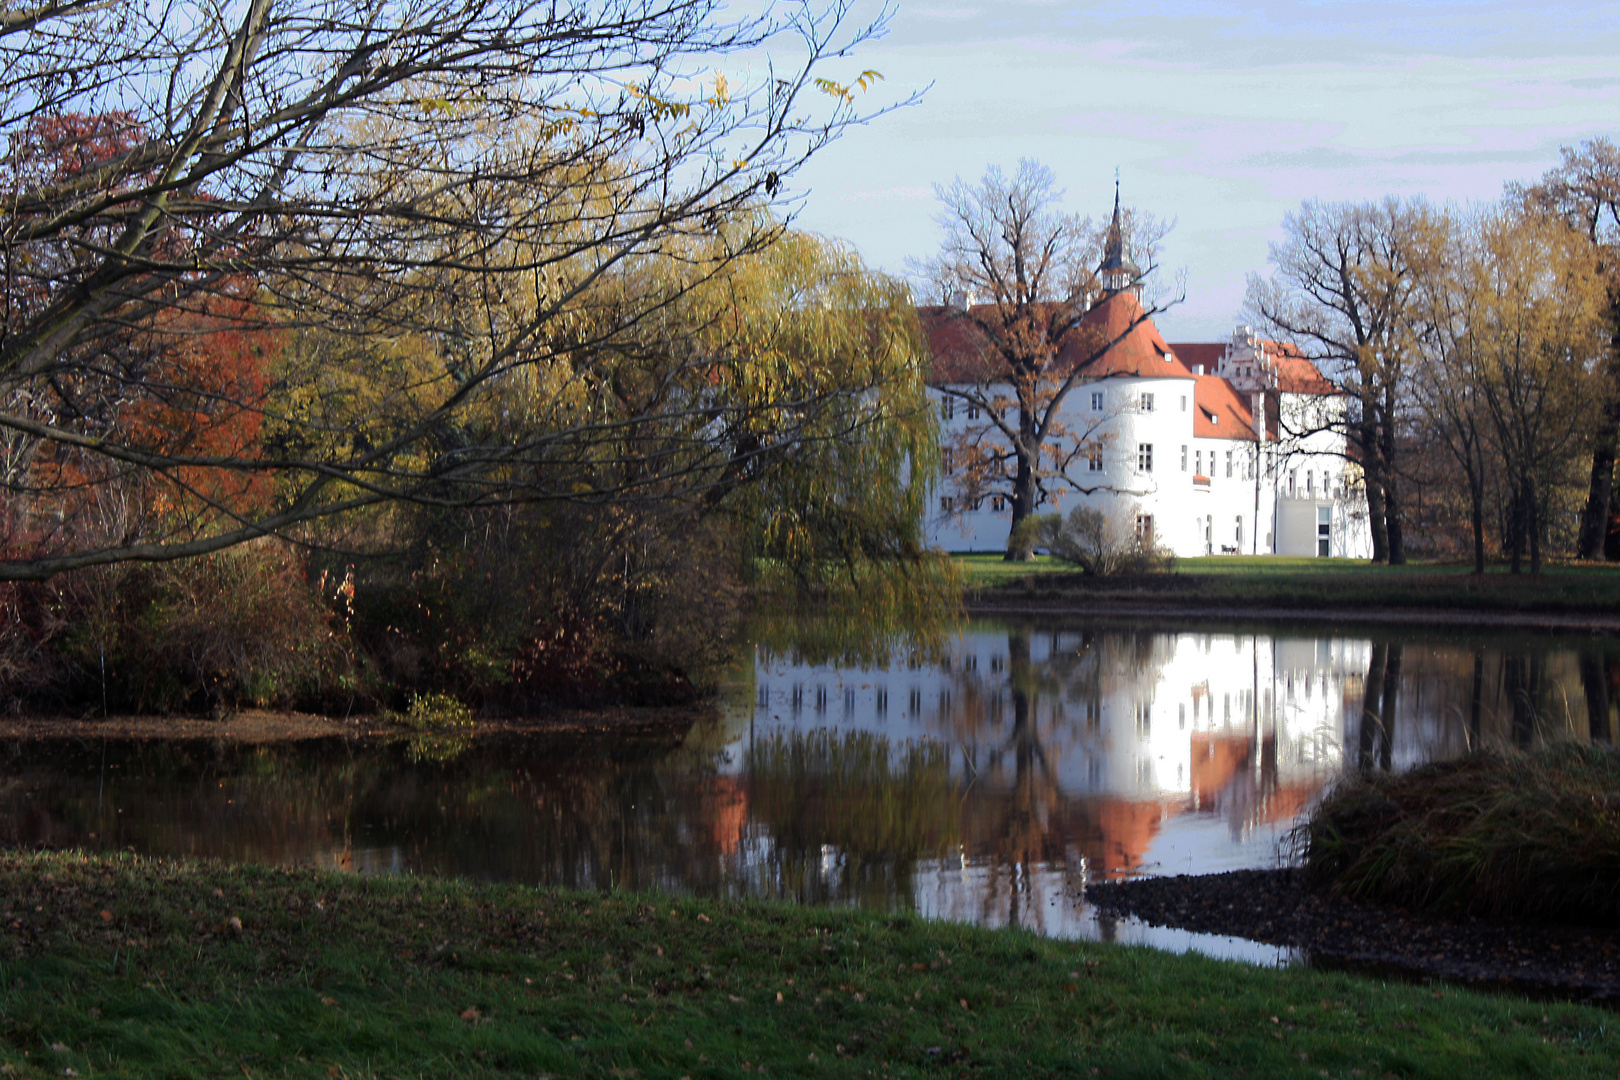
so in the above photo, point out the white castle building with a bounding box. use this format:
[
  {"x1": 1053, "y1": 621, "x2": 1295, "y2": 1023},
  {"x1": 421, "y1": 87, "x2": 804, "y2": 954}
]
[{"x1": 919, "y1": 203, "x2": 1373, "y2": 559}]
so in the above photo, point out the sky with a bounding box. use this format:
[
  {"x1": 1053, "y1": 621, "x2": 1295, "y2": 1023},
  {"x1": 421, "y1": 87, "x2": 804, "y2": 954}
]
[{"x1": 779, "y1": 0, "x2": 1620, "y2": 339}]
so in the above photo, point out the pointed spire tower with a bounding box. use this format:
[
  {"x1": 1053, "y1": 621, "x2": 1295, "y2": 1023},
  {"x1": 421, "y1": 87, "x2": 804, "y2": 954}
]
[{"x1": 1098, "y1": 172, "x2": 1143, "y2": 300}]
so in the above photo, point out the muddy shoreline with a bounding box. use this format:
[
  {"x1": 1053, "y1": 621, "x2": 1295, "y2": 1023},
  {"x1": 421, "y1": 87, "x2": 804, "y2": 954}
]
[
  {"x1": 0, "y1": 705, "x2": 706, "y2": 744},
  {"x1": 1086, "y1": 869, "x2": 1620, "y2": 1006}
]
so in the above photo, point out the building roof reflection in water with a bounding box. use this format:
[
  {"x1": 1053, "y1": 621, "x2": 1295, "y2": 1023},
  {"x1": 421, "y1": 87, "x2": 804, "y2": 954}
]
[{"x1": 741, "y1": 626, "x2": 1370, "y2": 931}]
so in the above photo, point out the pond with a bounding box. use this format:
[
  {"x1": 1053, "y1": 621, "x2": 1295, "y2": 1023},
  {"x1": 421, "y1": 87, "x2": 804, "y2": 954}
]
[{"x1": 2, "y1": 616, "x2": 1615, "y2": 965}]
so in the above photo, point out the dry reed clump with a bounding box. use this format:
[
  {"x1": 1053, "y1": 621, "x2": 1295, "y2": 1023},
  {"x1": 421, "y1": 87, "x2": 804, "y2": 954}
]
[{"x1": 1303, "y1": 744, "x2": 1620, "y2": 924}]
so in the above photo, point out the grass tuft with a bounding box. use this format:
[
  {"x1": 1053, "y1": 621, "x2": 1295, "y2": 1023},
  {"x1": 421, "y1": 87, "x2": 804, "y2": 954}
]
[{"x1": 1304, "y1": 744, "x2": 1620, "y2": 923}]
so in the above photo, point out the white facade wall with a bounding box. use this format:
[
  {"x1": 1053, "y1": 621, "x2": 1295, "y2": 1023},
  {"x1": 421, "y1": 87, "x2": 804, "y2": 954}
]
[{"x1": 925, "y1": 332, "x2": 1373, "y2": 559}]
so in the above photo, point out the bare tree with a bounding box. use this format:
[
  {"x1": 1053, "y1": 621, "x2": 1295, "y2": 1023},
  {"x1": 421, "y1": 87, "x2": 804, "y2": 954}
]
[
  {"x1": 1245, "y1": 198, "x2": 1442, "y2": 564},
  {"x1": 915, "y1": 160, "x2": 1176, "y2": 560},
  {"x1": 0, "y1": 0, "x2": 912, "y2": 580},
  {"x1": 1510, "y1": 139, "x2": 1620, "y2": 559}
]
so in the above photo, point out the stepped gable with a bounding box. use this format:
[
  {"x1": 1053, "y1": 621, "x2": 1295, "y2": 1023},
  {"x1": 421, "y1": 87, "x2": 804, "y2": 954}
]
[
  {"x1": 1193, "y1": 374, "x2": 1259, "y2": 442},
  {"x1": 919, "y1": 291, "x2": 1197, "y2": 385}
]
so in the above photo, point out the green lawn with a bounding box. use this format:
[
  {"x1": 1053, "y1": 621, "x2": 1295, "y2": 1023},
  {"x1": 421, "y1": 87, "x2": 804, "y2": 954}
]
[
  {"x1": 957, "y1": 553, "x2": 1620, "y2": 614},
  {"x1": 0, "y1": 850, "x2": 1616, "y2": 1079}
]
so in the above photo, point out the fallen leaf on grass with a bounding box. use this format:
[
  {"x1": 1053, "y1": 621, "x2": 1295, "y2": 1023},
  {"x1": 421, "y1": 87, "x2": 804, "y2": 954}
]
[
  {"x1": 98, "y1": 910, "x2": 112, "y2": 923},
  {"x1": 460, "y1": 1007, "x2": 481, "y2": 1021},
  {"x1": 228, "y1": 916, "x2": 243, "y2": 933},
  {"x1": 320, "y1": 997, "x2": 338, "y2": 1007},
  {"x1": 697, "y1": 914, "x2": 711, "y2": 923}
]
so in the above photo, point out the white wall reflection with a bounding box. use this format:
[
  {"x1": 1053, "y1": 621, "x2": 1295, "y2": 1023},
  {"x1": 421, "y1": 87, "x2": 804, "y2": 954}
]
[
  {"x1": 740, "y1": 626, "x2": 1368, "y2": 881},
  {"x1": 730, "y1": 620, "x2": 1618, "y2": 950}
]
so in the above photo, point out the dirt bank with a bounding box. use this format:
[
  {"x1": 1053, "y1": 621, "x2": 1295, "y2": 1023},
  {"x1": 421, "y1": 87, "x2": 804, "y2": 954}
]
[
  {"x1": 1086, "y1": 868, "x2": 1620, "y2": 1006},
  {"x1": 0, "y1": 705, "x2": 708, "y2": 744}
]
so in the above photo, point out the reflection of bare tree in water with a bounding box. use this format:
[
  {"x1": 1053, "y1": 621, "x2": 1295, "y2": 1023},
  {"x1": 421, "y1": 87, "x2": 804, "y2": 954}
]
[
  {"x1": 960, "y1": 629, "x2": 1170, "y2": 930},
  {"x1": 1372, "y1": 642, "x2": 1620, "y2": 756},
  {"x1": 1503, "y1": 653, "x2": 1547, "y2": 749},
  {"x1": 1578, "y1": 652, "x2": 1616, "y2": 743},
  {"x1": 1357, "y1": 642, "x2": 1401, "y2": 771},
  {"x1": 982, "y1": 629, "x2": 1061, "y2": 928}
]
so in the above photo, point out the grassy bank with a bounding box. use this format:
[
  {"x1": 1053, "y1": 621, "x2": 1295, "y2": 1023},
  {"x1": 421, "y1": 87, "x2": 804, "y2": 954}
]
[
  {"x1": 959, "y1": 554, "x2": 1620, "y2": 616},
  {"x1": 0, "y1": 852, "x2": 1616, "y2": 1078},
  {"x1": 1305, "y1": 745, "x2": 1620, "y2": 923}
]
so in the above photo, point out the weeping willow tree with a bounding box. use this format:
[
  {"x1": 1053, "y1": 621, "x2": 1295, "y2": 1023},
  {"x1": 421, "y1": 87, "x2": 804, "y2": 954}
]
[
  {"x1": 0, "y1": 0, "x2": 909, "y2": 581},
  {"x1": 273, "y1": 220, "x2": 955, "y2": 703}
]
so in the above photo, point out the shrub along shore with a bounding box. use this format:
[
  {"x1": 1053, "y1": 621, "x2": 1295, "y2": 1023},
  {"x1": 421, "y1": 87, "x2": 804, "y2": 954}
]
[{"x1": 0, "y1": 850, "x2": 1616, "y2": 1079}]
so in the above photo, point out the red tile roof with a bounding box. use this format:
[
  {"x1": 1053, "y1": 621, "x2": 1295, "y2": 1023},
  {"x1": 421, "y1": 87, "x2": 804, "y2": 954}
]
[
  {"x1": 1165, "y1": 342, "x2": 1225, "y2": 377},
  {"x1": 1264, "y1": 340, "x2": 1337, "y2": 395},
  {"x1": 920, "y1": 291, "x2": 1198, "y2": 386},
  {"x1": 1193, "y1": 376, "x2": 1259, "y2": 442}
]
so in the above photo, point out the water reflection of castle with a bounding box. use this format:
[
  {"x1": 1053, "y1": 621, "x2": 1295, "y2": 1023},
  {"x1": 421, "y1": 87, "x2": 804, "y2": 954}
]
[{"x1": 745, "y1": 628, "x2": 1368, "y2": 881}]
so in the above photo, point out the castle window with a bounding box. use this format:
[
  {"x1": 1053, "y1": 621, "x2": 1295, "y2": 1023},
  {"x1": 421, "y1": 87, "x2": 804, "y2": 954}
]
[
  {"x1": 1091, "y1": 390, "x2": 1104, "y2": 411},
  {"x1": 1140, "y1": 392, "x2": 1155, "y2": 413},
  {"x1": 1137, "y1": 444, "x2": 1153, "y2": 472},
  {"x1": 992, "y1": 494, "x2": 1006, "y2": 511},
  {"x1": 1088, "y1": 446, "x2": 1103, "y2": 471},
  {"x1": 940, "y1": 496, "x2": 954, "y2": 512},
  {"x1": 1181, "y1": 395, "x2": 1188, "y2": 411},
  {"x1": 941, "y1": 399, "x2": 954, "y2": 421},
  {"x1": 1136, "y1": 514, "x2": 1154, "y2": 543},
  {"x1": 1180, "y1": 445, "x2": 1188, "y2": 472},
  {"x1": 1225, "y1": 449, "x2": 1233, "y2": 478},
  {"x1": 966, "y1": 404, "x2": 979, "y2": 420}
]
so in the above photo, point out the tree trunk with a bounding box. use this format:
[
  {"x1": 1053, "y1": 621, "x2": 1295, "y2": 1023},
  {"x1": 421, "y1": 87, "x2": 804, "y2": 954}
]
[
  {"x1": 1528, "y1": 478, "x2": 1542, "y2": 575},
  {"x1": 1577, "y1": 442, "x2": 1616, "y2": 559},
  {"x1": 1507, "y1": 488, "x2": 1524, "y2": 574},
  {"x1": 1384, "y1": 471, "x2": 1406, "y2": 565},
  {"x1": 1359, "y1": 410, "x2": 1389, "y2": 563},
  {"x1": 1468, "y1": 468, "x2": 1486, "y2": 575},
  {"x1": 1004, "y1": 433, "x2": 1038, "y2": 562},
  {"x1": 1364, "y1": 474, "x2": 1390, "y2": 564},
  {"x1": 1379, "y1": 385, "x2": 1405, "y2": 564}
]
